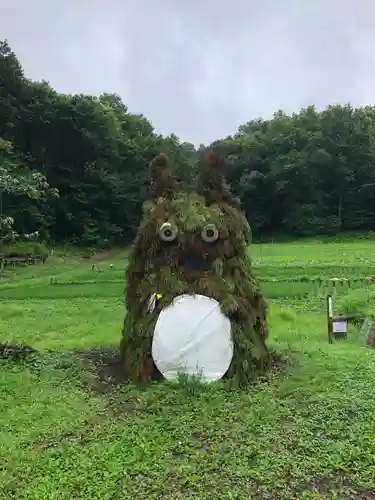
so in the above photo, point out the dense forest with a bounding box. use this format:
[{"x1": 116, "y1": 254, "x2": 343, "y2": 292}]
[{"x1": 1, "y1": 39, "x2": 375, "y2": 255}]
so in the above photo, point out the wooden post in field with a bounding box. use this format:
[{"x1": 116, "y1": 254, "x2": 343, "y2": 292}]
[
  {"x1": 327, "y1": 294, "x2": 333, "y2": 344},
  {"x1": 312, "y1": 278, "x2": 319, "y2": 297}
]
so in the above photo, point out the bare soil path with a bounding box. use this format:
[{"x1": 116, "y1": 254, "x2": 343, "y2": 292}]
[{"x1": 89, "y1": 248, "x2": 124, "y2": 263}]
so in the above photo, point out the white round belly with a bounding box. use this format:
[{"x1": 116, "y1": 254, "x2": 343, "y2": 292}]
[{"x1": 151, "y1": 294, "x2": 233, "y2": 383}]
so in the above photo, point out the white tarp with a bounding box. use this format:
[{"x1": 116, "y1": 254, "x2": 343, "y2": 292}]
[{"x1": 152, "y1": 294, "x2": 233, "y2": 383}]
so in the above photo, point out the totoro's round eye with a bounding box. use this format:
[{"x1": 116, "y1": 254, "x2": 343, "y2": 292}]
[
  {"x1": 201, "y1": 223, "x2": 219, "y2": 243},
  {"x1": 158, "y1": 222, "x2": 178, "y2": 242}
]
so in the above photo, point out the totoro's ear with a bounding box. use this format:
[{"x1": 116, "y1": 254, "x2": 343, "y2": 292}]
[
  {"x1": 148, "y1": 154, "x2": 175, "y2": 200},
  {"x1": 197, "y1": 150, "x2": 239, "y2": 207}
]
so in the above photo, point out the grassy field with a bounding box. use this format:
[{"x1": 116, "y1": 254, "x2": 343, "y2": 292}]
[{"x1": 1, "y1": 239, "x2": 375, "y2": 499}]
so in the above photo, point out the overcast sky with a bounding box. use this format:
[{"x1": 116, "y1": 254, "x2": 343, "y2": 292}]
[{"x1": 1, "y1": 0, "x2": 375, "y2": 145}]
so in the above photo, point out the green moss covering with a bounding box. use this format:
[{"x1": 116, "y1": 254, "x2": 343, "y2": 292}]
[{"x1": 121, "y1": 151, "x2": 269, "y2": 385}]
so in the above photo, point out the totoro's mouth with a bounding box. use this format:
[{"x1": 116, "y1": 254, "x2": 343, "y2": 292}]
[{"x1": 182, "y1": 253, "x2": 214, "y2": 272}]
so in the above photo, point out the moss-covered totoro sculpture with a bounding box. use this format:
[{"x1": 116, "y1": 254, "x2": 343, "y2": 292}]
[{"x1": 120, "y1": 151, "x2": 269, "y2": 385}]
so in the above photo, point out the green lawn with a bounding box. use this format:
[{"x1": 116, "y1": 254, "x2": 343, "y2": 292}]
[{"x1": 1, "y1": 240, "x2": 375, "y2": 499}]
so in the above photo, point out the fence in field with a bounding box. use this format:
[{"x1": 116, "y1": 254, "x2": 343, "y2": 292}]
[
  {"x1": 0, "y1": 255, "x2": 45, "y2": 271},
  {"x1": 47, "y1": 275, "x2": 375, "y2": 300},
  {"x1": 260, "y1": 276, "x2": 375, "y2": 299},
  {"x1": 0, "y1": 275, "x2": 373, "y2": 301}
]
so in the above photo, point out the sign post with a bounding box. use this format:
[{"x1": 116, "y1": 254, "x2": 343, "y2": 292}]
[
  {"x1": 327, "y1": 293, "x2": 348, "y2": 342},
  {"x1": 327, "y1": 294, "x2": 333, "y2": 344}
]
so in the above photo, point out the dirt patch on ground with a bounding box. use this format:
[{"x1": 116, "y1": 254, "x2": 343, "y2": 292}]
[
  {"x1": 293, "y1": 475, "x2": 375, "y2": 500},
  {"x1": 74, "y1": 346, "x2": 290, "y2": 396},
  {"x1": 353, "y1": 491, "x2": 375, "y2": 500},
  {"x1": 74, "y1": 347, "x2": 126, "y2": 394},
  {"x1": 89, "y1": 248, "x2": 124, "y2": 263}
]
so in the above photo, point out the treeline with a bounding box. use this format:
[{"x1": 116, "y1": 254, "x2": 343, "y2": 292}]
[
  {"x1": 214, "y1": 107, "x2": 375, "y2": 236},
  {"x1": 1, "y1": 39, "x2": 375, "y2": 252}
]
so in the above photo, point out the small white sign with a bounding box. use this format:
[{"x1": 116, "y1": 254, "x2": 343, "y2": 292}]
[
  {"x1": 333, "y1": 320, "x2": 347, "y2": 334},
  {"x1": 148, "y1": 293, "x2": 157, "y2": 313}
]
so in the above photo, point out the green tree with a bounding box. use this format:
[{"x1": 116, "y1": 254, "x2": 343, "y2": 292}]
[
  {"x1": 0, "y1": 138, "x2": 58, "y2": 243},
  {"x1": 2, "y1": 39, "x2": 375, "y2": 247}
]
